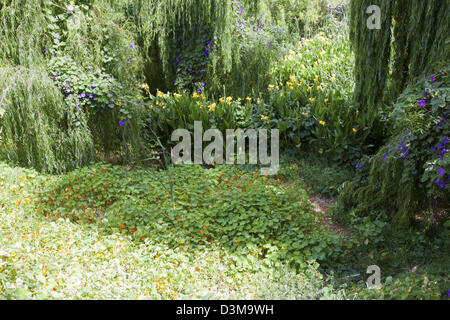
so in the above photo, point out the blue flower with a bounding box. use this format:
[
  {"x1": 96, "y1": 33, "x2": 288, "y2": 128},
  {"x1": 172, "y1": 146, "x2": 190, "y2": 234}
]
[
  {"x1": 417, "y1": 99, "x2": 426, "y2": 107},
  {"x1": 438, "y1": 168, "x2": 445, "y2": 176},
  {"x1": 130, "y1": 43, "x2": 135, "y2": 49},
  {"x1": 119, "y1": 121, "x2": 125, "y2": 127},
  {"x1": 201, "y1": 82, "x2": 205, "y2": 87},
  {"x1": 383, "y1": 153, "x2": 387, "y2": 161},
  {"x1": 357, "y1": 162, "x2": 363, "y2": 169}
]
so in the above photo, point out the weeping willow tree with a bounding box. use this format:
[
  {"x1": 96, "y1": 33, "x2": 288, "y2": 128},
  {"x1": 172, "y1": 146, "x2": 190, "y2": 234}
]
[
  {"x1": 0, "y1": 66, "x2": 95, "y2": 173},
  {"x1": 350, "y1": 0, "x2": 449, "y2": 116},
  {"x1": 0, "y1": 0, "x2": 146, "y2": 172},
  {"x1": 343, "y1": 0, "x2": 450, "y2": 228},
  {"x1": 130, "y1": 0, "x2": 235, "y2": 92}
]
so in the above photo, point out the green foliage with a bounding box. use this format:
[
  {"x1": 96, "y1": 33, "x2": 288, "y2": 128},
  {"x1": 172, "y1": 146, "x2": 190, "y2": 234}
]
[
  {"x1": 350, "y1": 0, "x2": 449, "y2": 126},
  {"x1": 265, "y1": 31, "x2": 365, "y2": 160},
  {"x1": 0, "y1": 0, "x2": 148, "y2": 170},
  {"x1": 0, "y1": 66, "x2": 94, "y2": 173},
  {"x1": 349, "y1": 0, "x2": 393, "y2": 127},
  {"x1": 31, "y1": 163, "x2": 349, "y2": 270},
  {"x1": 279, "y1": 153, "x2": 354, "y2": 197},
  {"x1": 335, "y1": 70, "x2": 449, "y2": 229}
]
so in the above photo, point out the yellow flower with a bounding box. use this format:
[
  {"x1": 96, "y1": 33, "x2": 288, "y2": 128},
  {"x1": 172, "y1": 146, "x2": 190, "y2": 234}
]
[
  {"x1": 193, "y1": 92, "x2": 200, "y2": 99},
  {"x1": 280, "y1": 92, "x2": 284, "y2": 97},
  {"x1": 157, "y1": 90, "x2": 164, "y2": 98},
  {"x1": 174, "y1": 93, "x2": 181, "y2": 98},
  {"x1": 309, "y1": 97, "x2": 315, "y2": 103},
  {"x1": 331, "y1": 76, "x2": 336, "y2": 83},
  {"x1": 317, "y1": 86, "x2": 321, "y2": 91},
  {"x1": 353, "y1": 128, "x2": 357, "y2": 133},
  {"x1": 314, "y1": 75, "x2": 319, "y2": 83},
  {"x1": 208, "y1": 103, "x2": 216, "y2": 112},
  {"x1": 260, "y1": 115, "x2": 269, "y2": 121},
  {"x1": 307, "y1": 86, "x2": 312, "y2": 92},
  {"x1": 141, "y1": 83, "x2": 149, "y2": 93},
  {"x1": 301, "y1": 112, "x2": 309, "y2": 117},
  {"x1": 319, "y1": 120, "x2": 326, "y2": 126},
  {"x1": 324, "y1": 98, "x2": 329, "y2": 103},
  {"x1": 268, "y1": 84, "x2": 274, "y2": 92},
  {"x1": 289, "y1": 75, "x2": 297, "y2": 83},
  {"x1": 219, "y1": 97, "x2": 225, "y2": 103},
  {"x1": 226, "y1": 96, "x2": 233, "y2": 103},
  {"x1": 246, "y1": 97, "x2": 252, "y2": 102}
]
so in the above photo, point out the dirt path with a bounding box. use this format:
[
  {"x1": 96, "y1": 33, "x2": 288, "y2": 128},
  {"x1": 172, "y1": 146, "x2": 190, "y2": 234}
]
[{"x1": 309, "y1": 194, "x2": 350, "y2": 237}]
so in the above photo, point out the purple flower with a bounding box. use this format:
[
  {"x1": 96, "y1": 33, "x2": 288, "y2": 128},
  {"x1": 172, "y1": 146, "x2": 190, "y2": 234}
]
[
  {"x1": 79, "y1": 93, "x2": 86, "y2": 98},
  {"x1": 267, "y1": 42, "x2": 271, "y2": 47},
  {"x1": 76, "y1": 105, "x2": 81, "y2": 110},
  {"x1": 417, "y1": 99, "x2": 426, "y2": 107},
  {"x1": 89, "y1": 94, "x2": 95, "y2": 99},
  {"x1": 88, "y1": 70, "x2": 93, "y2": 74},
  {"x1": 130, "y1": 43, "x2": 135, "y2": 49},
  {"x1": 430, "y1": 146, "x2": 436, "y2": 152},
  {"x1": 357, "y1": 162, "x2": 363, "y2": 169},
  {"x1": 438, "y1": 168, "x2": 445, "y2": 176},
  {"x1": 119, "y1": 121, "x2": 125, "y2": 127},
  {"x1": 177, "y1": 38, "x2": 181, "y2": 42},
  {"x1": 201, "y1": 82, "x2": 205, "y2": 87},
  {"x1": 383, "y1": 153, "x2": 387, "y2": 161},
  {"x1": 444, "y1": 137, "x2": 449, "y2": 145},
  {"x1": 430, "y1": 77, "x2": 436, "y2": 83},
  {"x1": 196, "y1": 89, "x2": 201, "y2": 94}
]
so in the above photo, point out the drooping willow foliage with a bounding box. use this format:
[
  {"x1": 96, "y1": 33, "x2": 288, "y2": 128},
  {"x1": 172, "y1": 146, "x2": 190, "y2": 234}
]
[
  {"x1": 350, "y1": 0, "x2": 449, "y2": 116},
  {"x1": 0, "y1": 0, "x2": 146, "y2": 172},
  {"x1": 0, "y1": 0, "x2": 48, "y2": 66},
  {"x1": 129, "y1": 0, "x2": 235, "y2": 92},
  {"x1": 0, "y1": 66, "x2": 94, "y2": 173},
  {"x1": 344, "y1": 0, "x2": 450, "y2": 229},
  {"x1": 129, "y1": 0, "x2": 329, "y2": 96},
  {"x1": 349, "y1": 0, "x2": 394, "y2": 126}
]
